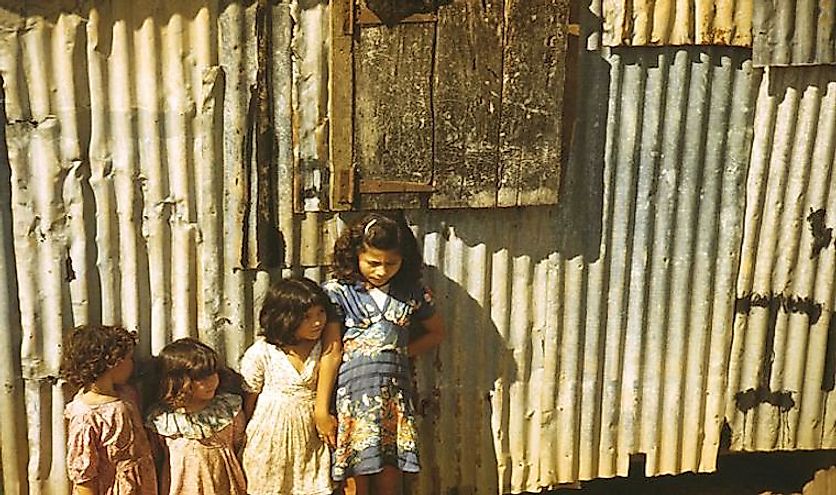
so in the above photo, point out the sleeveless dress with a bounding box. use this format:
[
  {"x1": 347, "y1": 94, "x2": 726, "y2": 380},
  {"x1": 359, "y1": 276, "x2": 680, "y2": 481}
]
[
  {"x1": 240, "y1": 338, "x2": 333, "y2": 495},
  {"x1": 322, "y1": 278, "x2": 435, "y2": 481},
  {"x1": 146, "y1": 393, "x2": 247, "y2": 495},
  {"x1": 64, "y1": 386, "x2": 158, "y2": 495}
]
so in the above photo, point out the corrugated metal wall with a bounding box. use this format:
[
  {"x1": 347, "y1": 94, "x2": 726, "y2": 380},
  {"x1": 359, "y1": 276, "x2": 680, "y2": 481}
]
[
  {"x1": 753, "y1": 0, "x2": 836, "y2": 67},
  {"x1": 602, "y1": 0, "x2": 753, "y2": 47},
  {"x1": 726, "y1": 64, "x2": 836, "y2": 452},
  {"x1": 0, "y1": 1, "x2": 834, "y2": 495},
  {"x1": 0, "y1": 1, "x2": 267, "y2": 493}
]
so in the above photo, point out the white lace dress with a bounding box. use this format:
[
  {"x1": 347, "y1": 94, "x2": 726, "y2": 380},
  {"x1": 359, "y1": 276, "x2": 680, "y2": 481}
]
[{"x1": 240, "y1": 337, "x2": 333, "y2": 495}]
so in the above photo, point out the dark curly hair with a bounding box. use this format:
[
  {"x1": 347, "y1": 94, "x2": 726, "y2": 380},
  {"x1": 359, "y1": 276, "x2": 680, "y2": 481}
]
[
  {"x1": 157, "y1": 338, "x2": 220, "y2": 409},
  {"x1": 331, "y1": 213, "x2": 423, "y2": 284},
  {"x1": 60, "y1": 325, "x2": 137, "y2": 389},
  {"x1": 260, "y1": 277, "x2": 333, "y2": 347}
]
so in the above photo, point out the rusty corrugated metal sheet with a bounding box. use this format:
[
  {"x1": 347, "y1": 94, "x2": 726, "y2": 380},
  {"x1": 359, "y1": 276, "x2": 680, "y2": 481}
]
[
  {"x1": 726, "y1": 65, "x2": 836, "y2": 453},
  {"x1": 753, "y1": 0, "x2": 836, "y2": 66},
  {"x1": 602, "y1": 0, "x2": 753, "y2": 47},
  {"x1": 0, "y1": 1, "x2": 261, "y2": 492},
  {"x1": 1, "y1": 2, "x2": 832, "y2": 495}
]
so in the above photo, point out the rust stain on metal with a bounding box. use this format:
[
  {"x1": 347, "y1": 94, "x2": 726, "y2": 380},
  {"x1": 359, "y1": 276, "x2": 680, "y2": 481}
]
[{"x1": 807, "y1": 208, "x2": 833, "y2": 258}]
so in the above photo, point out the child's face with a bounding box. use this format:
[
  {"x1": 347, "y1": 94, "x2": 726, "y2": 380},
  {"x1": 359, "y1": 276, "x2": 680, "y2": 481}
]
[
  {"x1": 295, "y1": 305, "x2": 327, "y2": 342},
  {"x1": 109, "y1": 354, "x2": 134, "y2": 385},
  {"x1": 358, "y1": 245, "x2": 403, "y2": 288},
  {"x1": 190, "y1": 372, "x2": 219, "y2": 402}
]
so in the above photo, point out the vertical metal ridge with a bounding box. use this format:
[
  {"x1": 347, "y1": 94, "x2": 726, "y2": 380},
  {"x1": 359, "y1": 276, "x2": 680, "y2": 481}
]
[
  {"x1": 728, "y1": 65, "x2": 836, "y2": 452},
  {"x1": 602, "y1": 0, "x2": 754, "y2": 47},
  {"x1": 0, "y1": 49, "x2": 28, "y2": 494},
  {"x1": 753, "y1": 0, "x2": 836, "y2": 66}
]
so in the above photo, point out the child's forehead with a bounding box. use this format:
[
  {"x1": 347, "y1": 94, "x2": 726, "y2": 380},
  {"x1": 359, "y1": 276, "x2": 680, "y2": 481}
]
[{"x1": 359, "y1": 245, "x2": 402, "y2": 261}]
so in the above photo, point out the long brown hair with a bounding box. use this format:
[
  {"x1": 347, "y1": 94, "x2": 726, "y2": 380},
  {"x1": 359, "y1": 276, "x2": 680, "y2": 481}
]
[
  {"x1": 157, "y1": 338, "x2": 219, "y2": 409},
  {"x1": 331, "y1": 213, "x2": 423, "y2": 285},
  {"x1": 259, "y1": 277, "x2": 333, "y2": 347}
]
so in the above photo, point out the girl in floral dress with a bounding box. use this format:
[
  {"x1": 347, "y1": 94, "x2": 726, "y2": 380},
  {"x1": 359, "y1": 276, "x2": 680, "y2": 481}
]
[
  {"x1": 240, "y1": 277, "x2": 336, "y2": 495},
  {"x1": 319, "y1": 213, "x2": 446, "y2": 495},
  {"x1": 61, "y1": 324, "x2": 158, "y2": 495},
  {"x1": 146, "y1": 338, "x2": 246, "y2": 495}
]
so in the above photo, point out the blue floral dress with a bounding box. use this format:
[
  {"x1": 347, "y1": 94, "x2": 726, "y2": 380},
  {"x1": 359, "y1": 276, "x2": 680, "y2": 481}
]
[{"x1": 322, "y1": 278, "x2": 435, "y2": 481}]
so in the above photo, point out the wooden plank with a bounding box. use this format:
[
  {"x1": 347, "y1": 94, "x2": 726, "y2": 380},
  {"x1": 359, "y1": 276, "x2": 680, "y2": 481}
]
[
  {"x1": 430, "y1": 0, "x2": 503, "y2": 208},
  {"x1": 497, "y1": 0, "x2": 567, "y2": 207},
  {"x1": 353, "y1": 21, "x2": 435, "y2": 210},
  {"x1": 356, "y1": 7, "x2": 436, "y2": 26},
  {"x1": 329, "y1": 0, "x2": 355, "y2": 210}
]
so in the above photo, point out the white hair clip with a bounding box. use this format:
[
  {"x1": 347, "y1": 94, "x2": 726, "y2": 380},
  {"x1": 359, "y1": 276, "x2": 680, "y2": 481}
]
[{"x1": 364, "y1": 218, "x2": 378, "y2": 237}]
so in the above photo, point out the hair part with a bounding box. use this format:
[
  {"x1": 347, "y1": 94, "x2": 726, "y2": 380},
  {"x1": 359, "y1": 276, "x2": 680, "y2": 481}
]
[
  {"x1": 60, "y1": 325, "x2": 137, "y2": 389},
  {"x1": 331, "y1": 213, "x2": 423, "y2": 284},
  {"x1": 259, "y1": 277, "x2": 333, "y2": 347},
  {"x1": 157, "y1": 338, "x2": 219, "y2": 409}
]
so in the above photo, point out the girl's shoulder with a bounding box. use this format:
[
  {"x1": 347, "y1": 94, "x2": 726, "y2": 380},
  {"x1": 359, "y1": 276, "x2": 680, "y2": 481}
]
[
  {"x1": 243, "y1": 336, "x2": 283, "y2": 360},
  {"x1": 146, "y1": 393, "x2": 242, "y2": 440},
  {"x1": 322, "y1": 278, "x2": 352, "y2": 294}
]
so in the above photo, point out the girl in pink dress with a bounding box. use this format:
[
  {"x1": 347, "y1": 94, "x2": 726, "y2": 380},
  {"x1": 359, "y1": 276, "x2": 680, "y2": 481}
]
[
  {"x1": 61, "y1": 324, "x2": 158, "y2": 495},
  {"x1": 146, "y1": 338, "x2": 247, "y2": 495}
]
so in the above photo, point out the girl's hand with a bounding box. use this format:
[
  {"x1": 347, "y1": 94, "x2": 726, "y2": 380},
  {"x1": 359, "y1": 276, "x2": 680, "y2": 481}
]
[{"x1": 314, "y1": 410, "x2": 337, "y2": 449}]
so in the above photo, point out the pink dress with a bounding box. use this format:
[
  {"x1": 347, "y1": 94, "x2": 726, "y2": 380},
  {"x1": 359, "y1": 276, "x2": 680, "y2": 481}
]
[
  {"x1": 64, "y1": 386, "x2": 158, "y2": 495},
  {"x1": 146, "y1": 393, "x2": 247, "y2": 495}
]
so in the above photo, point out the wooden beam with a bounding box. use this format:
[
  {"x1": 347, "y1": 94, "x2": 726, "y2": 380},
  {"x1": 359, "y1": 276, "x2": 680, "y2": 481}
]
[{"x1": 329, "y1": 0, "x2": 355, "y2": 210}]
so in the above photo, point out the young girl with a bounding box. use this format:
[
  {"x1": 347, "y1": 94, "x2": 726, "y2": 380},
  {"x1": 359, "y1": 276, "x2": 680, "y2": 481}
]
[
  {"x1": 145, "y1": 338, "x2": 246, "y2": 495},
  {"x1": 240, "y1": 276, "x2": 335, "y2": 495},
  {"x1": 61, "y1": 324, "x2": 158, "y2": 495},
  {"x1": 319, "y1": 213, "x2": 445, "y2": 495}
]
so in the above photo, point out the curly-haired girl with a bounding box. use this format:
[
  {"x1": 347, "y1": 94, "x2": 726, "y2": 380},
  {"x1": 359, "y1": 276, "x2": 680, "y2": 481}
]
[
  {"x1": 60, "y1": 324, "x2": 158, "y2": 495},
  {"x1": 145, "y1": 338, "x2": 246, "y2": 495},
  {"x1": 320, "y1": 213, "x2": 445, "y2": 495}
]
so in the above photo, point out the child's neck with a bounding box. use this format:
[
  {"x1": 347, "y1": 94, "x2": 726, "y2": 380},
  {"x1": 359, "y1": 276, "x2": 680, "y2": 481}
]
[
  {"x1": 284, "y1": 338, "x2": 316, "y2": 356},
  {"x1": 81, "y1": 376, "x2": 120, "y2": 405},
  {"x1": 184, "y1": 396, "x2": 214, "y2": 413}
]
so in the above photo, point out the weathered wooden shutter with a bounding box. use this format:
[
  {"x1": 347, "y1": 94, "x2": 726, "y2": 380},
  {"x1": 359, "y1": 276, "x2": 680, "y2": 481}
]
[{"x1": 328, "y1": 0, "x2": 569, "y2": 211}]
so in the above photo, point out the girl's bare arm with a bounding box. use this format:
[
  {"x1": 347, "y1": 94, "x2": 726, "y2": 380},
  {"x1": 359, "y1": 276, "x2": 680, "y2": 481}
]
[
  {"x1": 408, "y1": 312, "x2": 445, "y2": 357},
  {"x1": 314, "y1": 321, "x2": 342, "y2": 448},
  {"x1": 242, "y1": 392, "x2": 259, "y2": 420}
]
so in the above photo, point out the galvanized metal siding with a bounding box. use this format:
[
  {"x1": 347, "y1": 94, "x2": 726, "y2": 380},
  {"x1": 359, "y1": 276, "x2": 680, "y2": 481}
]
[
  {"x1": 726, "y1": 65, "x2": 836, "y2": 452},
  {"x1": 0, "y1": 62, "x2": 28, "y2": 495},
  {"x1": 396, "y1": 44, "x2": 755, "y2": 493},
  {"x1": 753, "y1": 0, "x2": 836, "y2": 66},
  {"x1": 0, "y1": 1, "x2": 264, "y2": 492},
  {"x1": 557, "y1": 45, "x2": 753, "y2": 481},
  {"x1": 602, "y1": 0, "x2": 753, "y2": 47}
]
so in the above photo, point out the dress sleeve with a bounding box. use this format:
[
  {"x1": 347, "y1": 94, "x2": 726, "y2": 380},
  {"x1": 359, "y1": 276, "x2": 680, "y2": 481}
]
[
  {"x1": 412, "y1": 284, "x2": 436, "y2": 321},
  {"x1": 65, "y1": 416, "x2": 99, "y2": 485},
  {"x1": 321, "y1": 280, "x2": 346, "y2": 321},
  {"x1": 240, "y1": 344, "x2": 265, "y2": 394}
]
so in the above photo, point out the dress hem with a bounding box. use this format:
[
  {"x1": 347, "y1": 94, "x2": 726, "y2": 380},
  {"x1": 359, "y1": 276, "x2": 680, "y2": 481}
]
[{"x1": 333, "y1": 466, "x2": 420, "y2": 481}]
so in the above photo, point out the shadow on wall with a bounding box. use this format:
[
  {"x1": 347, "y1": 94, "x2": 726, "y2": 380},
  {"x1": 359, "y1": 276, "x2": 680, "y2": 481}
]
[
  {"x1": 409, "y1": 265, "x2": 517, "y2": 494},
  {"x1": 398, "y1": 17, "x2": 614, "y2": 492}
]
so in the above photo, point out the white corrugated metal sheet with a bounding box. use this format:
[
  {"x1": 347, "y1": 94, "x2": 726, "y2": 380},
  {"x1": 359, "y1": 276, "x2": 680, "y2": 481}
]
[
  {"x1": 726, "y1": 64, "x2": 836, "y2": 452},
  {"x1": 753, "y1": 0, "x2": 836, "y2": 66},
  {"x1": 602, "y1": 0, "x2": 753, "y2": 47}
]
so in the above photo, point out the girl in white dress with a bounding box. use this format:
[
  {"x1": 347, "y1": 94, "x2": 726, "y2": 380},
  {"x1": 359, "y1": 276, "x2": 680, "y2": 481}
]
[{"x1": 240, "y1": 277, "x2": 340, "y2": 495}]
